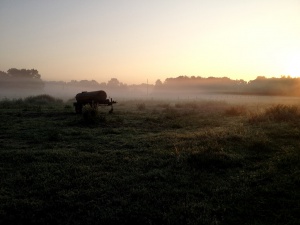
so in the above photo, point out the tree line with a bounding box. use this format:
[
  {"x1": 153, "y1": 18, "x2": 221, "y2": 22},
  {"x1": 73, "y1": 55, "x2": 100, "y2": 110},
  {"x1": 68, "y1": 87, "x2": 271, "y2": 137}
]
[
  {"x1": 154, "y1": 75, "x2": 300, "y2": 96},
  {"x1": 1, "y1": 68, "x2": 300, "y2": 96},
  {"x1": 0, "y1": 68, "x2": 44, "y2": 89},
  {"x1": 50, "y1": 75, "x2": 300, "y2": 96}
]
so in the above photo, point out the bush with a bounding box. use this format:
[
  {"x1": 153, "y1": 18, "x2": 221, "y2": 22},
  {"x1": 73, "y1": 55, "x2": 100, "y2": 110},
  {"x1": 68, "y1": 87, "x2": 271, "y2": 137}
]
[{"x1": 24, "y1": 94, "x2": 63, "y2": 105}]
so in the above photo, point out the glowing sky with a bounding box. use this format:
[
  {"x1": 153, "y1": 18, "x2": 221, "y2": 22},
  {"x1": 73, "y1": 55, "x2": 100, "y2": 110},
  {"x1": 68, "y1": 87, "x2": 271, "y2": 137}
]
[{"x1": 1, "y1": 0, "x2": 300, "y2": 84}]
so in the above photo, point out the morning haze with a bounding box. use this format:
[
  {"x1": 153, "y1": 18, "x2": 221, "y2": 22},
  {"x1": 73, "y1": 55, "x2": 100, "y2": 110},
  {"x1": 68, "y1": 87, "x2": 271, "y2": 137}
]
[
  {"x1": 1, "y1": 1, "x2": 300, "y2": 225},
  {"x1": 1, "y1": 68, "x2": 300, "y2": 106}
]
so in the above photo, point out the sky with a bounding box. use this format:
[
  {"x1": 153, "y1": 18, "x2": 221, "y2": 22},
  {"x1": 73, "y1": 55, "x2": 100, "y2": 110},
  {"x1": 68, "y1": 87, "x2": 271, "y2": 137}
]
[{"x1": 1, "y1": 0, "x2": 300, "y2": 85}]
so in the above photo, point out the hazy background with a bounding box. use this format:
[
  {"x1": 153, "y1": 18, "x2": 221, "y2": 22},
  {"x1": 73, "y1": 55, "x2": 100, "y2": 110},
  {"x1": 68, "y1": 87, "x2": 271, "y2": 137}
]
[{"x1": 1, "y1": 0, "x2": 300, "y2": 85}]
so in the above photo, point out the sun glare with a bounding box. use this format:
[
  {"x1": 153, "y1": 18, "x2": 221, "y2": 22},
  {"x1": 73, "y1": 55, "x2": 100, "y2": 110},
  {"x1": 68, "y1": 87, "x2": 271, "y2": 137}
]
[{"x1": 284, "y1": 53, "x2": 300, "y2": 78}]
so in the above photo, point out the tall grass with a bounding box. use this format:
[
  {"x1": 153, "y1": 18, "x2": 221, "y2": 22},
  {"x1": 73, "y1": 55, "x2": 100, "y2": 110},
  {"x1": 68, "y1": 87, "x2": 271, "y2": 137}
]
[
  {"x1": 0, "y1": 95, "x2": 64, "y2": 108},
  {"x1": 24, "y1": 94, "x2": 63, "y2": 105},
  {"x1": 0, "y1": 98, "x2": 24, "y2": 108},
  {"x1": 224, "y1": 105, "x2": 247, "y2": 116},
  {"x1": 248, "y1": 104, "x2": 300, "y2": 123}
]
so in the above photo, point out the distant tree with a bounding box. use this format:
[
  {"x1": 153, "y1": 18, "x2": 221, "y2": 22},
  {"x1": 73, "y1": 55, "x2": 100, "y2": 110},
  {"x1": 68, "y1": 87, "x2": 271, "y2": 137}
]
[
  {"x1": 0, "y1": 71, "x2": 8, "y2": 77},
  {"x1": 155, "y1": 79, "x2": 163, "y2": 86},
  {"x1": 107, "y1": 78, "x2": 120, "y2": 88},
  {"x1": 0, "y1": 68, "x2": 44, "y2": 89},
  {"x1": 7, "y1": 68, "x2": 41, "y2": 79},
  {"x1": 256, "y1": 76, "x2": 266, "y2": 80},
  {"x1": 99, "y1": 82, "x2": 107, "y2": 88},
  {"x1": 119, "y1": 82, "x2": 128, "y2": 88},
  {"x1": 78, "y1": 80, "x2": 100, "y2": 87},
  {"x1": 244, "y1": 76, "x2": 300, "y2": 96}
]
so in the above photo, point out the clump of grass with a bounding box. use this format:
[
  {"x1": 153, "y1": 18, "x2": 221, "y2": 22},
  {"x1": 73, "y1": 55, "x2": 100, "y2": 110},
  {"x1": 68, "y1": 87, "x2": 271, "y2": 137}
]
[
  {"x1": 248, "y1": 111, "x2": 266, "y2": 124},
  {"x1": 136, "y1": 103, "x2": 146, "y2": 111},
  {"x1": 0, "y1": 98, "x2": 24, "y2": 108},
  {"x1": 265, "y1": 104, "x2": 299, "y2": 122},
  {"x1": 248, "y1": 104, "x2": 299, "y2": 123},
  {"x1": 24, "y1": 94, "x2": 63, "y2": 105},
  {"x1": 225, "y1": 105, "x2": 247, "y2": 116},
  {"x1": 64, "y1": 104, "x2": 72, "y2": 110},
  {"x1": 82, "y1": 105, "x2": 106, "y2": 125}
]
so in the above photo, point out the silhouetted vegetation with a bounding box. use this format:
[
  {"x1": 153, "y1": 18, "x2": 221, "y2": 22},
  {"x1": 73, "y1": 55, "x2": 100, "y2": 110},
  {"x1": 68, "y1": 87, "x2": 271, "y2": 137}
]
[
  {"x1": 24, "y1": 94, "x2": 63, "y2": 105},
  {"x1": 2, "y1": 67, "x2": 300, "y2": 99},
  {"x1": 245, "y1": 76, "x2": 300, "y2": 96},
  {"x1": 154, "y1": 75, "x2": 300, "y2": 96},
  {"x1": 0, "y1": 95, "x2": 63, "y2": 109},
  {"x1": 0, "y1": 68, "x2": 44, "y2": 89},
  {"x1": 38, "y1": 75, "x2": 300, "y2": 104},
  {"x1": 155, "y1": 75, "x2": 246, "y2": 93}
]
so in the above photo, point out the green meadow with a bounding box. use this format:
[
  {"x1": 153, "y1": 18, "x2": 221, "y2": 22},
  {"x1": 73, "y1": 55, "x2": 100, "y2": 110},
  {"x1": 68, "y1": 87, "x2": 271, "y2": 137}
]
[{"x1": 0, "y1": 95, "x2": 299, "y2": 225}]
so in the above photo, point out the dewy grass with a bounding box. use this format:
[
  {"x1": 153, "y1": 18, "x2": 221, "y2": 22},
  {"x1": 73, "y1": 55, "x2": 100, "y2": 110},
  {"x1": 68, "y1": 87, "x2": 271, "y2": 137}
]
[
  {"x1": 224, "y1": 105, "x2": 247, "y2": 116},
  {"x1": 82, "y1": 104, "x2": 106, "y2": 125},
  {"x1": 0, "y1": 95, "x2": 299, "y2": 225},
  {"x1": 264, "y1": 104, "x2": 299, "y2": 122},
  {"x1": 248, "y1": 104, "x2": 300, "y2": 123}
]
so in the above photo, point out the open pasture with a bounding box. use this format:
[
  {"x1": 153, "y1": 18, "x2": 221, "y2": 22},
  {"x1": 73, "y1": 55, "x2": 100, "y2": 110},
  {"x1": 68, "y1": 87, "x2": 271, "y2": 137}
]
[{"x1": 0, "y1": 95, "x2": 299, "y2": 225}]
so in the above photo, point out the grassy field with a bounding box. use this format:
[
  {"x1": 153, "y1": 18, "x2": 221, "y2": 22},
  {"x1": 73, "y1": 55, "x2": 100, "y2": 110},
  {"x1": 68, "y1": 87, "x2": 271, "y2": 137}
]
[{"x1": 0, "y1": 95, "x2": 299, "y2": 225}]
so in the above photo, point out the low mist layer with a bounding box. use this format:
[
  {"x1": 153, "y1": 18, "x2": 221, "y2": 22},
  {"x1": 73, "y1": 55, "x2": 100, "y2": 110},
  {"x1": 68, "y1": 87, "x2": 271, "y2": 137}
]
[{"x1": 1, "y1": 68, "x2": 300, "y2": 102}]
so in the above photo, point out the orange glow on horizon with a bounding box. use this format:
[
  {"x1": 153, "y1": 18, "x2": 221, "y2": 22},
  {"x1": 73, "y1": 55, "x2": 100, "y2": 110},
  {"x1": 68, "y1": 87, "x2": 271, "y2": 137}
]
[{"x1": 1, "y1": 1, "x2": 300, "y2": 85}]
